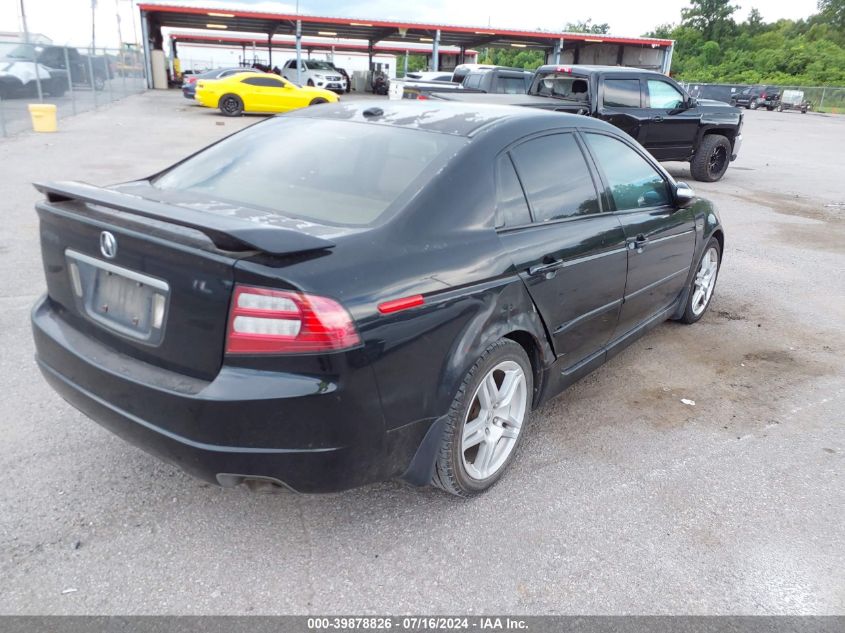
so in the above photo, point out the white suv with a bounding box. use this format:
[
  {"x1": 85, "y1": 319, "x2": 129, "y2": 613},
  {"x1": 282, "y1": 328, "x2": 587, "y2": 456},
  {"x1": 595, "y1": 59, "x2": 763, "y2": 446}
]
[{"x1": 281, "y1": 60, "x2": 346, "y2": 93}]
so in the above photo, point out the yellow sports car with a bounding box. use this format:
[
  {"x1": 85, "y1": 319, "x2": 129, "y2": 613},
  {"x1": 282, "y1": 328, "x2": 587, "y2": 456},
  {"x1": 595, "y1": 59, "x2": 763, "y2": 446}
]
[{"x1": 195, "y1": 72, "x2": 339, "y2": 116}]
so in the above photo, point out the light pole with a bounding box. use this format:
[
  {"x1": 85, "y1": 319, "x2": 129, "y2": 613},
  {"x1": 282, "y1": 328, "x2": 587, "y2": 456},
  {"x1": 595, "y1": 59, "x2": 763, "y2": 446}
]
[{"x1": 19, "y1": 0, "x2": 30, "y2": 43}]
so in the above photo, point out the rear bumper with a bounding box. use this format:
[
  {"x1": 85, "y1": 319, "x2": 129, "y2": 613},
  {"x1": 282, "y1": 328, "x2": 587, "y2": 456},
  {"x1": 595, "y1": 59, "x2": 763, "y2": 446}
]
[{"x1": 31, "y1": 296, "x2": 416, "y2": 493}]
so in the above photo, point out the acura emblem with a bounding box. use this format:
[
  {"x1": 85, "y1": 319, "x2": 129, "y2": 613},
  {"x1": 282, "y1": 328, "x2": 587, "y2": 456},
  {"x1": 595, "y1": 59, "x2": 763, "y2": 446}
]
[{"x1": 99, "y1": 231, "x2": 118, "y2": 259}]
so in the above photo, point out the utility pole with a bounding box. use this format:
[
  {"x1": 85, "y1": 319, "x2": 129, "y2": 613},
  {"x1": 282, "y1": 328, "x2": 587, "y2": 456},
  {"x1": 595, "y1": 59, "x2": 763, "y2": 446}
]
[
  {"x1": 91, "y1": 0, "x2": 98, "y2": 53},
  {"x1": 19, "y1": 0, "x2": 30, "y2": 43}
]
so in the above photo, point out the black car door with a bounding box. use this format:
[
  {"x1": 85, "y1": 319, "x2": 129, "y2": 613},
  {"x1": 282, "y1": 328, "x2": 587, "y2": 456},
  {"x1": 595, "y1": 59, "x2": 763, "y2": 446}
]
[
  {"x1": 641, "y1": 77, "x2": 701, "y2": 161},
  {"x1": 581, "y1": 131, "x2": 697, "y2": 340},
  {"x1": 596, "y1": 74, "x2": 647, "y2": 142},
  {"x1": 495, "y1": 133, "x2": 628, "y2": 369}
]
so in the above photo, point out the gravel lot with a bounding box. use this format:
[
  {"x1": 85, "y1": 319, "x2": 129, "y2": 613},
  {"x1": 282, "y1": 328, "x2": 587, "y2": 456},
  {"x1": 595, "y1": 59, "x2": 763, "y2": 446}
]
[{"x1": 0, "y1": 92, "x2": 842, "y2": 615}]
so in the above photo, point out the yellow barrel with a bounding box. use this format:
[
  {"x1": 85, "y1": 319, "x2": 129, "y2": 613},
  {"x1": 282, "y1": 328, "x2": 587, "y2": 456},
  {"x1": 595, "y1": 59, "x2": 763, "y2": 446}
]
[{"x1": 28, "y1": 103, "x2": 58, "y2": 132}]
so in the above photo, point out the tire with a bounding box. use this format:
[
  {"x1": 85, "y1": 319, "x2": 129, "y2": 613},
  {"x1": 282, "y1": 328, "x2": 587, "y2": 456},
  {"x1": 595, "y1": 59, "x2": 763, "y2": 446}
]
[
  {"x1": 677, "y1": 237, "x2": 721, "y2": 324},
  {"x1": 309, "y1": 97, "x2": 328, "y2": 106},
  {"x1": 432, "y1": 339, "x2": 533, "y2": 497},
  {"x1": 93, "y1": 75, "x2": 105, "y2": 91},
  {"x1": 218, "y1": 93, "x2": 243, "y2": 117},
  {"x1": 749, "y1": 98, "x2": 758, "y2": 110},
  {"x1": 766, "y1": 106, "x2": 774, "y2": 111},
  {"x1": 690, "y1": 134, "x2": 732, "y2": 182},
  {"x1": 777, "y1": 103, "x2": 783, "y2": 112},
  {"x1": 306, "y1": 79, "x2": 314, "y2": 87}
]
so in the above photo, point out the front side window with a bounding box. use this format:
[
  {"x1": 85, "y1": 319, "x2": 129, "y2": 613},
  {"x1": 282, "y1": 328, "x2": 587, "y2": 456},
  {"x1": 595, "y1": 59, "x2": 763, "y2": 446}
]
[
  {"x1": 153, "y1": 118, "x2": 465, "y2": 227},
  {"x1": 495, "y1": 154, "x2": 531, "y2": 227},
  {"x1": 603, "y1": 78, "x2": 641, "y2": 108},
  {"x1": 584, "y1": 133, "x2": 670, "y2": 210},
  {"x1": 647, "y1": 80, "x2": 685, "y2": 109},
  {"x1": 510, "y1": 133, "x2": 599, "y2": 222}
]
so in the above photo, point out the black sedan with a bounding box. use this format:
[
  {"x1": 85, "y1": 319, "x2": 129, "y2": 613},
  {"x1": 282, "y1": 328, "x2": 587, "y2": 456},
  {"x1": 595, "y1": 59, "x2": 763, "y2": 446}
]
[{"x1": 31, "y1": 102, "x2": 724, "y2": 497}]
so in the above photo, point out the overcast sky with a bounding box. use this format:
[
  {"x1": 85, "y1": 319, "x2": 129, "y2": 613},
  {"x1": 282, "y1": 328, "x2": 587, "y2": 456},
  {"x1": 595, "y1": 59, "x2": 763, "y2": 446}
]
[{"x1": 2, "y1": 0, "x2": 822, "y2": 49}]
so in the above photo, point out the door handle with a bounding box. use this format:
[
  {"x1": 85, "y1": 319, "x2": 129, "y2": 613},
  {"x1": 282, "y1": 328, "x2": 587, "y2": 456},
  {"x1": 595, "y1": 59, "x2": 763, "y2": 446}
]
[
  {"x1": 628, "y1": 235, "x2": 649, "y2": 251},
  {"x1": 652, "y1": 115, "x2": 664, "y2": 122},
  {"x1": 528, "y1": 257, "x2": 564, "y2": 277}
]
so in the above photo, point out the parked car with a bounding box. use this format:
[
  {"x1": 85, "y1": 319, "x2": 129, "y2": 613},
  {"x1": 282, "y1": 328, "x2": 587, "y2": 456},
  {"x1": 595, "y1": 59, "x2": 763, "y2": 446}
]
[
  {"x1": 0, "y1": 43, "x2": 69, "y2": 98},
  {"x1": 182, "y1": 67, "x2": 259, "y2": 99},
  {"x1": 195, "y1": 72, "x2": 338, "y2": 116},
  {"x1": 390, "y1": 66, "x2": 533, "y2": 100},
  {"x1": 404, "y1": 71, "x2": 455, "y2": 82},
  {"x1": 280, "y1": 59, "x2": 347, "y2": 93},
  {"x1": 432, "y1": 65, "x2": 744, "y2": 182},
  {"x1": 775, "y1": 89, "x2": 810, "y2": 114},
  {"x1": 31, "y1": 101, "x2": 724, "y2": 496},
  {"x1": 730, "y1": 85, "x2": 780, "y2": 110},
  {"x1": 36, "y1": 45, "x2": 111, "y2": 89}
]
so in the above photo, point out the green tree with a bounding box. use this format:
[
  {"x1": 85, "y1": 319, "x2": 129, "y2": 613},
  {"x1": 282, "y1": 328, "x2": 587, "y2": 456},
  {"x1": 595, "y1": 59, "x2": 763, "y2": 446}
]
[
  {"x1": 818, "y1": 0, "x2": 845, "y2": 31},
  {"x1": 564, "y1": 19, "x2": 611, "y2": 34},
  {"x1": 681, "y1": 0, "x2": 739, "y2": 40}
]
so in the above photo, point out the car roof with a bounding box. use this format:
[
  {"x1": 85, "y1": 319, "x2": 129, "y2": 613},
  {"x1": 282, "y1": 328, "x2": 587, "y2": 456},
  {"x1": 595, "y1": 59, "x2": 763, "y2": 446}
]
[
  {"x1": 286, "y1": 100, "x2": 609, "y2": 138},
  {"x1": 536, "y1": 64, "x2": 665, "y2": 76}
]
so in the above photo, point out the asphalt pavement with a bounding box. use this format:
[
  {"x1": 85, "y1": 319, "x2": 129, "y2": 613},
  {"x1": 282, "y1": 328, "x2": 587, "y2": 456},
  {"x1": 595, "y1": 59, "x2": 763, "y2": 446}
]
[{"x1": 0, "y1": 92, "x2": 842, "y2": 615}]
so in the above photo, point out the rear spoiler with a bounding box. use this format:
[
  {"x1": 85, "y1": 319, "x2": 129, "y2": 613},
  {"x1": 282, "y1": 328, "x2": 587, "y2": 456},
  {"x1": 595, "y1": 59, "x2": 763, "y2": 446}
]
[{"x1": 33, "y1": 180, "x2": 335, "y2": 256}]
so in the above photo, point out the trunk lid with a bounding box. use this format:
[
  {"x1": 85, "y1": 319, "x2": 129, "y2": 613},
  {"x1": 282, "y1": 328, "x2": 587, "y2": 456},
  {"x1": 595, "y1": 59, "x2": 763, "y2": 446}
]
[{"x1": 35, "y1": 181, "x2": 336, "y2": 380}]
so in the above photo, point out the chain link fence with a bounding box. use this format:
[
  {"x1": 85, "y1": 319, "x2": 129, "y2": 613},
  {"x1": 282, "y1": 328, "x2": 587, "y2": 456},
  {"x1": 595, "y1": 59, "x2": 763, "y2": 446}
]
[
  {"x1": 680, "y1": 81, "x2": 845, "y2": 113},
  {"x1": 0, "y1": 40, "x2": 147, "y2": 138}
]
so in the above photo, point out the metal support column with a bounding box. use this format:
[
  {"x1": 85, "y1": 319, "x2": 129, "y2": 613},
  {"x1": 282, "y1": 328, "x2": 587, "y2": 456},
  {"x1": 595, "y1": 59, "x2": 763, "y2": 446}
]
[
  {"x1": 432, "y1": 30, "x2": 440, "y2": 71},
  {"x1": 662, "y1": 42, "x2": 674, "y2": 75},
  {"x1": 267, "y1": 33, "x2": 273, "y2": 68},
  {"x1": 552, "y1": 38, "x2": 563, "y2": 64},
  {"x1": 295, "y1": 20, "x2": 302, "y2": 83},
  {"x1": 368, "y1": 41, "x2": 374, "y2": 71},
  {"x1": 403, "y1": 50, "x2": 408, "y2": 76},
  {"x1": 140, "y1": 11, "x2": 153, "y2": 89}
]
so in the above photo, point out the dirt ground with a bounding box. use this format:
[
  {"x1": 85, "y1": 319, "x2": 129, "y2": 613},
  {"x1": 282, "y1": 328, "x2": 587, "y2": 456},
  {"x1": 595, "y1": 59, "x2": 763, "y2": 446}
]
[{"x1": 0, "y1": 93, "x2": 842, "y2": 615}]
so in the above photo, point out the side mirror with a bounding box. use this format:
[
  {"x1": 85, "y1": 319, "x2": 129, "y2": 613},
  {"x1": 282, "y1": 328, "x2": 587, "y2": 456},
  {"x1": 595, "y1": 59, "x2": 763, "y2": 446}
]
[{"x1": 674, "y1": 182, "x2": 696, "y2": 207}]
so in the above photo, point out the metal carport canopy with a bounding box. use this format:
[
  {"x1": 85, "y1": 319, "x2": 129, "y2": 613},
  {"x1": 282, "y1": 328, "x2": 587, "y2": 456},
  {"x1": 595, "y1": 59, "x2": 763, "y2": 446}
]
[{"x1": 138, "y1": 2, "x2": 674, "y2": 84}]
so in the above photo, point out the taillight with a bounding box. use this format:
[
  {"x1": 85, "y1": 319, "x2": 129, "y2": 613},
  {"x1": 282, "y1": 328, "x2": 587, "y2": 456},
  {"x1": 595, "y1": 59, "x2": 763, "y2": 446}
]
[
  {"x1": 187, "y1": 77, "x2": 197, "y2": 84},
  {"x1": 225, "y1": 285, "x2": 360, "y2": 354},
  {"x1": 416, "y1": 94, "x2": 429, "y2": 100}
]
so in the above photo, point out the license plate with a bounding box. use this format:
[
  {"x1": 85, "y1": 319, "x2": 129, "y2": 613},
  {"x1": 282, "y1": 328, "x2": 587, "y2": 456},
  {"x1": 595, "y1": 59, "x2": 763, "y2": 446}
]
[{"x1": 65, "y1": 250, "x2": 169, "y2": 345}]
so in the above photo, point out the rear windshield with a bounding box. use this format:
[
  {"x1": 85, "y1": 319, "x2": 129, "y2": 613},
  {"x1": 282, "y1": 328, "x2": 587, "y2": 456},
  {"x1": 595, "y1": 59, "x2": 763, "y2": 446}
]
[
  {"x1": 153, "y1": 117, "x2": 464, "y2": 226},
  {"x1": 530, "y1": 71, "x2": 590, "y2": 101}
]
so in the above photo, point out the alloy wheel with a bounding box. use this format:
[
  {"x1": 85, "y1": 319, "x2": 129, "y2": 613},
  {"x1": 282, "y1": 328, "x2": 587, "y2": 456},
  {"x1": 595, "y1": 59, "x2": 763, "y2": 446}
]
[
  {"x1": 461, "y1": 360, "x2": 527, "y2": 480},
  {"x1": 708, "y1": 145, "x2": 728, "y2": 177},
  {"x1": 691, "y1": 246, "x2": 719, "y2": 316}
]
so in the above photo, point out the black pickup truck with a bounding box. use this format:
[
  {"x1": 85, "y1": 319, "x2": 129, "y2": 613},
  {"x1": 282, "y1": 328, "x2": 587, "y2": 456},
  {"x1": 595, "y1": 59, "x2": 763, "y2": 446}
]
[
  {"x1": 390, "y1": 65, "x2": 533, "y2": 101},
  {"x1": 432, "y1": 65, "x2": 744, "y2": 182}
]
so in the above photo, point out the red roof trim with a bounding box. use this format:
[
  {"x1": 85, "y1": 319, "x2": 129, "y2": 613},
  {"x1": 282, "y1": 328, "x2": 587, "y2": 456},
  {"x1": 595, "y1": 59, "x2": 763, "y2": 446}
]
[
  {"x1": 139, "y1": 4, "x2": 673, "y2": 47},
  {"x1": 170, "y1": 33, "x2": 477, "y2": 54}
]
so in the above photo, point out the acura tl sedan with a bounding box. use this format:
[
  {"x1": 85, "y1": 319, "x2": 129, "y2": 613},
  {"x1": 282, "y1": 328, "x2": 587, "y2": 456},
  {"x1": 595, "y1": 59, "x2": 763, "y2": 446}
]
[{"x1": 31, "y1": 102, "x2": 723, "y2": 497}]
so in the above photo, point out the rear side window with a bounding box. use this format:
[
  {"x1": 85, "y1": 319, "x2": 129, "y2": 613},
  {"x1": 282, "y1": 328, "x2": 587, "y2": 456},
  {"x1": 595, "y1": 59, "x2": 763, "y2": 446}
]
[
  {"x1": 153, "y1": 118, "x2": 465, "y2": 227},
  {"x1": 464, "y1": 74, "x2": 482, "y2": 89},
  {"x1": 603, "y1": 79, "x2": 641, "y2": 107},
  {"x1": 510, "y1": 134, "x2": 599, "y2": 222},
  {"x1": 584, "y1": 133, "x2": 670, "y2": 210},
  {"x1": 498, "y1": 76, "x2": 527, "y2": 94},
  {"x1": 495, "y1": 155, "x2": 531, "y2": 227}
]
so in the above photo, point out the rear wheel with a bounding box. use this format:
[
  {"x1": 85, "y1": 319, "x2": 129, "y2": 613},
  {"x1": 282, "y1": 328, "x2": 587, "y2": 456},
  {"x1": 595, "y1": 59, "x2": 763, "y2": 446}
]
[
  {"x1": 777, "y1": 103, "x2": 784, "y2": 112},
  {"x1": 218, "y1": 93, "x2": 243, "y2": 116},
  {"x1": 432, "y1": 339, "x2": 532, "y2": 497},
  {"x1": 306, "y1": 79, "x2": 315, "y2": 87},
  {"x1": 749, "y1": 98, "x2": 758, "y2": 110},
  {"x1": 677, "y1": 237, "x2": 721, "y2": 324},
  {"x1": 690, "y1": 134, "x2": 731, "y2": 182},
  {"x1": 93, "y1": 75, "x2": 105, "y2": 91}
]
